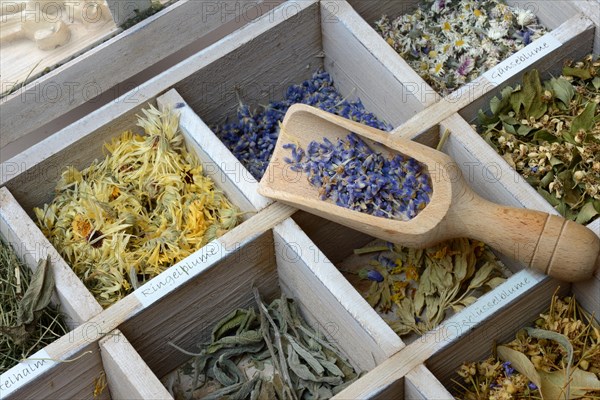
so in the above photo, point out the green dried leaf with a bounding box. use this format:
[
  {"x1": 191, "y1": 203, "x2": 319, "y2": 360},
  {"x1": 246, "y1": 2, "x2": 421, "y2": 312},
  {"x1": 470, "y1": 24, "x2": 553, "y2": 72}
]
[
  {"x1": 540, "y1": 368, "x2": 600, "y2": 400},
  {"x1": 286, "y1": 335, "x2": 324, "y2": 375},
  {"x1": 18, "y1": 257, "x2": 55, "y2": 326},
  {"x1": 575, "y1": 201, "x2": 598, "y2": 225},
  {"x1": 550, "y1": 77, "x2": 575, "y2": 105},
  {"x1": 497, "y1": 345, "x2": 542, "y2": 388},
  {"x1": 533, "y1": 130, "x2": 558, "y2": 143},
  {"x1": 468, "y1": 262, "x2": 495, "y2": 290},
  {"x1": 485, "y1": 276, "x2": 506, "y2": 289},
  {"x1": 563, "y1": 66, "x2": 592, "y2": 80},
  {"x1": 571, "y1": 101, "x2": 597, "y2": 134},
  {"x1": 287, "y1": 343, "x2": 316, "y2": 381},
  {"x1": 593, "y1": 77, "x2": 600, "y2": 90},
  {"x1": 212, "y1": 309, "x2": 252, "y2": 342}
]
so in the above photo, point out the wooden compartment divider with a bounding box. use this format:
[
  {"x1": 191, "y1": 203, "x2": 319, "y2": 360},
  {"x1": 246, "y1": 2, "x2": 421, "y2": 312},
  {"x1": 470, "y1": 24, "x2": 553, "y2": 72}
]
[
  {"x1": 1, "y1": 0, "x2": 599, "y2": 398},
  {"x1": 0, "y1": 0, "x2": 282, "y2": 160}
]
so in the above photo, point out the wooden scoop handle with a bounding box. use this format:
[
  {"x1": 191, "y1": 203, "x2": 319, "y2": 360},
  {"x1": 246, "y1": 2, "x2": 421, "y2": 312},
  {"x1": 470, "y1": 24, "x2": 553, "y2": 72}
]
[{"x1": 449, "y1": 191, "x2": 600, "y2": 281}]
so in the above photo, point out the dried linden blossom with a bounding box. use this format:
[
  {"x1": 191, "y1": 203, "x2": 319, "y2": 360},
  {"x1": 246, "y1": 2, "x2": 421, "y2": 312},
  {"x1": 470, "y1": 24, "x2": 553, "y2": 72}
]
[
  {"x1": 35, "y1": 106, "x2": 242, "y2": 307},
  {"x1": 375, "y1": 0, "x2": 547, "y2": 95},
  {"x1": 452, "y1": 295, "x2": 600, "y2": 399},
  {"x1": 477, "y1": 56, "x2": 600, "y2": 224},
  {"x1": 351, "y1": 238, "x2": 507, "y2": 336}
]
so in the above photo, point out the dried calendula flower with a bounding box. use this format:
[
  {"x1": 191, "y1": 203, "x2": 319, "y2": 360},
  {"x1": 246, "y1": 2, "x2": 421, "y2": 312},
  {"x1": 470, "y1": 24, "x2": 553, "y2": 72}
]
[
  {"x1": 345, "y1": 238, "x2": 507, "y2": 336},
  {"x1": 452, "y1": 294, "x2": 600, "y2": 399},
  {"x1": 34, "y1": 105, "x2": 242, "y2": 307},
  {"x1": 375, "y1": 0, "x2": 547, "y2": 95},
  {"x1": 164, "y1": 290, "x2": 360, "y2": 399},
  {"x1": 0, "y1": 242, "x2": 68, "y2": 373},
  {"x1": 477, "y1": 56, "x2": 600, "y2": 224}
]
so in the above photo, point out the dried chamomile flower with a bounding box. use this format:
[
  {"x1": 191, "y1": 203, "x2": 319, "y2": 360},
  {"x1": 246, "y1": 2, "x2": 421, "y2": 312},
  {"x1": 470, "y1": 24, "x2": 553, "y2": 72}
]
[
  {"x1": 283, "y1": 133, "x2": 432, "y2": 220},
  {"x1": 375, "y1": 0, "x2": 547, "y2": 95},
  {"x1": 213, "y1": 70, "x2": 392, "y2": 180},
  {"x1": 346, "y1": 238, "x2": 507, "y2": 337},
  {"x1": 452, "y1": 294, "x2": 600, "y2": 399},
  {"x1": 34, "y1": 105, "x2": 241, "y2": 307},
  {"x1": 165, "y1": 290, "x2": 360, "y2": 399},
  {"x1": 477, "y1": 56, "x2": 600, "y2": 224},
  {"x1": 0, "y1": 241, "x2": 68, "y2": 373}
]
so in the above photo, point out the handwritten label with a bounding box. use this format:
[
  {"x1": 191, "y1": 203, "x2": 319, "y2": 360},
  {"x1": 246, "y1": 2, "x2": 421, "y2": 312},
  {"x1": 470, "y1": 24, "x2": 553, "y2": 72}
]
[
  {"x1": 420, "y1": 270, "x2": 544, "y2": 344},
  {"x1": 483, "y1": 35, "x2": 561, "y2": 85},
  {"x1": 134, "y1": 240, "x2": 228, "y2": 308},
  {"x1": 0, "y1": 349, "x2": 55, "y2": 397}
]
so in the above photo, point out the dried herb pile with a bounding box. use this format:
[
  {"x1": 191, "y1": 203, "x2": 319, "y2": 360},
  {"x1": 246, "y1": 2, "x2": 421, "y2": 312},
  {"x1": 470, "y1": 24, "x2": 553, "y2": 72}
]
[
  {"x1": 213, "y1": 70, "x2": 392, "y2": 180},
  {"x1": 1, "y1": 240, "x2": 67, "y2": 373},
  {"x1": 283, "y1": 133, "x2": 432, "y2": 220},
  {"x1": 347, "y1": 238, "x2": 507, "y2": 336},
  {"x1": 452, "y1": 294, "x2": 600, "y2": 399},
  {"x1": 375, "y1": 0, "x2": 547, "y2": 95},
  {"x1": 478, "y1": 56, "x2": 600, "y2": 224},
  {"x1": 35, "y1": 106, "x2": 241, "y2": 307},
  {"x1": 166, "y1": 291, "x2": 359, "y2": 399}
]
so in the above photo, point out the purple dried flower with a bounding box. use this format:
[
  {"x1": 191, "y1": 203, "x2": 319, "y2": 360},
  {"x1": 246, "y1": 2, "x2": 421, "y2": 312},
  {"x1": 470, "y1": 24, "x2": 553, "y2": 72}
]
[
  {"x1": 213, "y1": 71, "x2": 392, "y2": 180},
  {"x1": 502, "y1": 361, "x2": 515, "y2": 376},
  {"x1": 528, "y1": 382, "x2": 537, "y2": 390},
  {"x1": 283, "y1": 133, "x2": 432, "y2": 220},
  {"x1": 359, "y1": 269, "x2": 384, "y2": 282}
]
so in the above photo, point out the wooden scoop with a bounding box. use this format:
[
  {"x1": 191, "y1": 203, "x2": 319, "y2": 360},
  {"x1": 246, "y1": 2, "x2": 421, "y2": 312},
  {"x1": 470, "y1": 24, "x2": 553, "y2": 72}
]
[{"x1": 258, "y1": 104, "x2": 600, "y2": 282}]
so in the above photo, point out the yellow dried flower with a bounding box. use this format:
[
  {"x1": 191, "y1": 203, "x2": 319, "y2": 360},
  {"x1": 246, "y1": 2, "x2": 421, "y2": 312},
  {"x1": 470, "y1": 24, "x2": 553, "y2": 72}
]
[{"x1": 34, "y1": 105, "x2": 241, "y2": 307}]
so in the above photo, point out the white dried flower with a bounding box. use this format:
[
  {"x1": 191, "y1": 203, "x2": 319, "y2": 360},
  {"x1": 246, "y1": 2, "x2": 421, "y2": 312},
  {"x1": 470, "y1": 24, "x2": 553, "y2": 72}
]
[
  {"x1": 515, "y1": 8, "x2": 536, "y2": 27},
  {"x1": 487, "y1": 20, "x2": 508, "y2": 40}
]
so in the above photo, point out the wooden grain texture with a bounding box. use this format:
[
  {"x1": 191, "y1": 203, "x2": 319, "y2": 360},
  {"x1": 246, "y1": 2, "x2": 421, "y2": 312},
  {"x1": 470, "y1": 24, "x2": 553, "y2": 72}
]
[
  {"x1": 118, "y1": 231, "x2": 279, "y2": 378},
  {"x1": 99, "y1": 329, "x2": 173, "y2": 399},
  {"x1": 334, "y1": 272, "x2": 560, "y2": 398},
  {"x1": 260, "y1": 104, "x2": 600, "y2": 281},
  {"x1": 345, "y1": 0, "x2": 419, "y2": 23},
  {"x1": 105, "y1": 0, "x2": 152, "y2": 26},
  {"x1": 274, "y1": 217, "x2": 403, "y2": 372},
  {"x1": 392, "y1": 15, "x2": 595, "y2": 139},
  {"x1": 0, "y1": 0, "x2": 279, "y2": 156},
  {"x1": 0, "y1": 0, "x2": 317, "y2": 203},
  {"x1": 5, "y1": 342, "x2": 110, "y2": 400},
  {"x1": 405, "y1": 364, "x2": 453, "y2": 400},
  {"x1": 427, "y1": 279, "x2": 567, "y2": 386},
  {"x1": 322, "y1": 1, "x2": 435, "y2": 127},
  {"x1": 508, "y1": 0, "x2": 584, "y2": 30},
  {"x1": 459, "y1": 15, "x2": 595, "y2": 124},
  {"x1": 0, "y1": 3, "x2": 117, "y2": 94},
  {"x1": 173, "y1": 2, "x2": 322, "y2": 126},
  {"x1": 292, "y1": 211, "x2": 373, "y2": 265},
  {"x1": 0, "y1": 186, "x2": 102, "y2": 327},
  {"x1": 572, "y1": 0, "x2": 600, "y2": 53},
  {"x1": 157, "y1": 89, "x2": 271, "y2": 212}
]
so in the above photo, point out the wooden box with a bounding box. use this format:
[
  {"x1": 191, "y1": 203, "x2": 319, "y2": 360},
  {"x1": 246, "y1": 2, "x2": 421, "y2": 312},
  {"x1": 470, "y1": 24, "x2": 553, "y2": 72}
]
[
  {"x1": 0, "y1": 0, "x2": 599, "y2": 398},
  {"x1": 0, "y1": 0, "x2": 282, "y2": 160}
]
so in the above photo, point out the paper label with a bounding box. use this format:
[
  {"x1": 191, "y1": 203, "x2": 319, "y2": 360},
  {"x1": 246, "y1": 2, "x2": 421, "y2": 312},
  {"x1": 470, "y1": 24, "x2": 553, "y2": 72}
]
[
  {"x1": 134, "y1": 240, "x2": 228, "y2": 308},
  {"x1": 483, "y1": 35, "x2": 562, "y2": 85},
  {"x1": 0, "y1": 349, "x2": 55, "y2": 397},
  {"x1": 419, "y1": 270, "x2": 542, "y2": 344}
]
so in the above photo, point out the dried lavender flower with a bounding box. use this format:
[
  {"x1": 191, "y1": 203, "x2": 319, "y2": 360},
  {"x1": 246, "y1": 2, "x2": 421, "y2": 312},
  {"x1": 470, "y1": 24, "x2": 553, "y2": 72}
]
[
  {"x1": 283, "y1": 133, "x2": 432, "y2": 221},
  {"x1": 477, "y1": 56, "x2": 600, "y2": 224},
  {"x1": 213, "y1": 70, "x2": 392, "y2": 180},
  {"x1": 375, "y1": 0, "x2": 547, "y2": 95}
]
